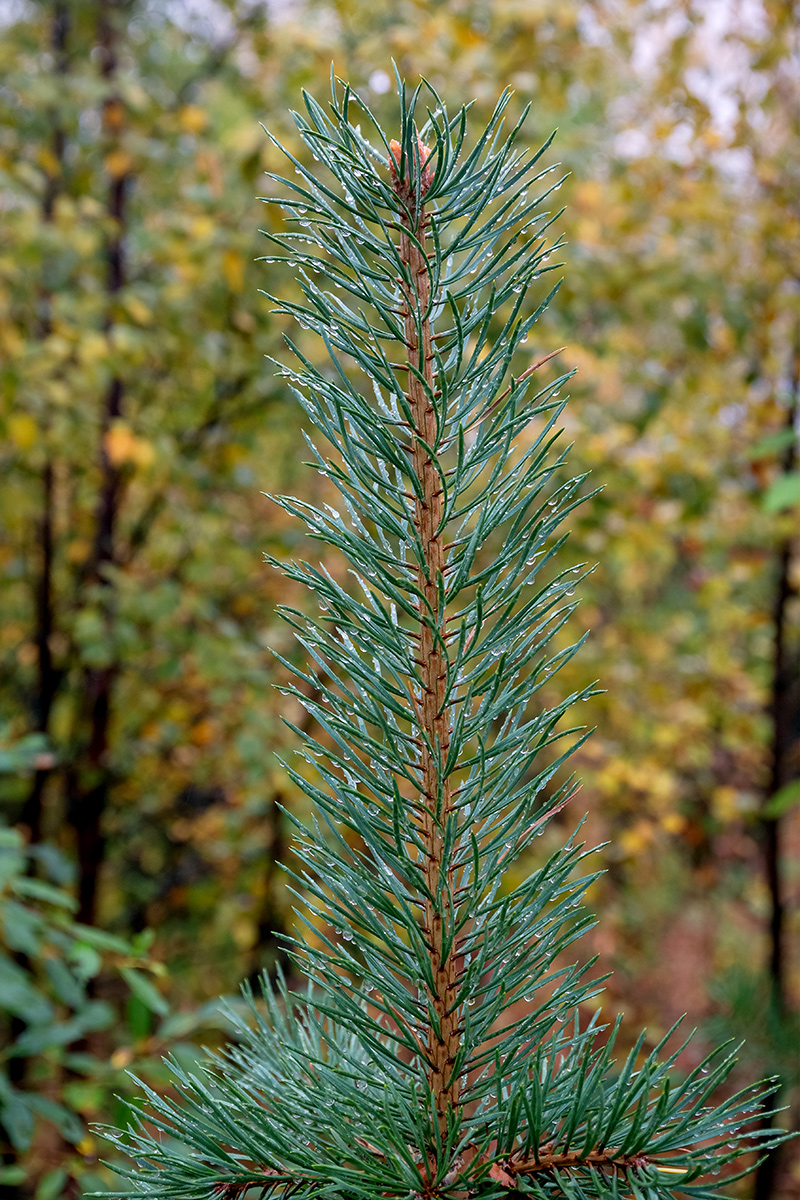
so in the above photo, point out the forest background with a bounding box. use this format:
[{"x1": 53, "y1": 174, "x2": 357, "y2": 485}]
[{"x1": 0, "y1": 0, "x2": 798, "y2": 1197}]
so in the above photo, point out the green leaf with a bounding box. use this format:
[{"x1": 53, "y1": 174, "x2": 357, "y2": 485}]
[
  {"x1": 0, "y1": 1094, "x2": 34, "y2": 1150},
  {"x1": 747, "y1": 428, "x2": 796, "y2": 459},
  {"x1": 0, "y1": 826, "x2": 23, "y2": 848},
  {"x1": 12, "y1": 1002, "x2": 115, "y2": 1055},
  {"x1": 70, "y1": 924, "x2": 132, "y2": 954},
  {"x1": 35, "y1": 1167, "x2": 69, "y2": 1200},
  {"x1": 43, "y1": 957, "x2": 86, "y2": 1008},
  {"x1": 11, "y1": 877, "x2": 77, "y2": 909},
  {"x1": 68, "y1": 943, "x2": 102, "y2": 982},
  {"x1": 763, "y1": 470, "x2": 800, "y2": 513},
  {"x1": 0, "y1": 734, "x2": 54, "y2": 775},
  {"x1": 0, "y1": 1166, "x2": 27, "y2": 1185},
  {"x1": 25, "y1": 1096, "x2": 83, "y2": 1144},
  {"x1": 763, "y1": 779, "x2": 800, "y2": 819},
  {"x1": 130, "y1": 927, "x2": 156, "y2": 955},
  {"x1": 1, "y1": 900, "x2": 45, "y2": 956},
  {"x1": 0, "y1": 955, "x2": 53, "y2": 1022},
  {"x1": 119, "y1": 967, "x2": 169, "y2": 1016},
  {"x1": 127, "y1": 991, "x2": 153, "y2": 1039}
]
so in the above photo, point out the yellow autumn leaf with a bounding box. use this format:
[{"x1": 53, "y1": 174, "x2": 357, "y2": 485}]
[
  {"x1": 231, "y1": 918, "x2": 257, "y2": 950},
  {"x1": 619, "y1": 820, "x2": 655, "y2": 856},
  {"x1": 0, "y1": 326, "x2": 24, "y2": 355},
  {"x1": 190, "y1": 719, "x2": 215, "y2": 746},
  {"x1": 134, "y1": 438, "x2": 155, "y2": 467},
  {"x1": 711, "y1": 786, "x2": 740, "y2": 823},
  {"x1": 66, "y1": 540, "x2": 91, "y2": 564},
  {"x1": 452, "y1": 21, "x2": 484, "y2": 48},
  {"x1": 105, "y1": 422, "x2": 136, "y2": 465},
  {"x1": 576, "y1": 218, "x2": 602, "y2": 245},
  {"x1": 105, "y1": 149, "x2": 133, "y2": 178},
  {"x1": 179, "y1": 105, "x2": 207, "y2": 134},
  {"x1": 224, "y1": 124, "x2": 262, "y2": 154},
  {"x1": 223, "y1": 249, "x2": 245, "y2": 292},
  {"x1": 191, "y1": 215, "x2": 215, "y2": 241},
  {"x1": 46, "y1": 381, "x2": 70, "y2": 405},
  {"x1": 135, "y1": 438, "x2": 155, "y2": 467},
  {"x1": 44, "y1": 334, "x2": 72, "y2": 361},
  {"x1": 574, "y1": 180, "x2": 604, "y2": 211},
  {"x1": 711, "y1": 322, "x2": 735, "y2": 355},
  {"x1": 221, "y1": 442, "x2": 246, "y2": 467},
  {"x1": 9, "y1": 413, "x2": 37, "y2": 450},
  {"x1": 105, "y1": 421, "x2": 154, "y2": 468},
  {"x1": 125, "y1": 295, "x2": 152, "y2": 325},
  {"x1": 78, "y1": 332, "x2": 108, "y2": 365},
  {"x1": 660, "y1": 812, "x2": 686, "y2": 835},
  {"x1": 36, "y1": 146, "x2": 61, "y2": 176}
]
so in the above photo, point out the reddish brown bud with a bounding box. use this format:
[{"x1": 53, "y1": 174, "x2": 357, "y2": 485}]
[{"x1": 388, "y1": 134, "x2": 432, "y2": 195}]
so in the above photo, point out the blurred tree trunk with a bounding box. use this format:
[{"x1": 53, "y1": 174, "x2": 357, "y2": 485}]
[
  {"x1": 248, "y1": 690, "x2": 324, "y2": 985},
  {"x1": 763, "y1": 332, "x2": 799, "y2": 1011},
  {"x1": 19, "y1": 1, "x2": 69, "y2": 850},
  {"x1": 66, "y1": 0, "x2": 130, "y2": 928},
  {"x1": 1, "y1": 8, "x2": 70, "y2": 1198},
  {"x1": 755, "y1": 332, "x2": 800, "y2": 1200},
  {"x1": 249, "y1": 790, "x2": 292, "y2": 986}
]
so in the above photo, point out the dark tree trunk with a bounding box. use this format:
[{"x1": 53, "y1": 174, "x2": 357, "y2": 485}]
[
  {"x1": 754, "y1": 336, "x2": 800, "y2": 1200},
  {"x1": 764, "y1": 537, "x2": 793, "y2": 1012},
  {"x1": 67, "y1": 2, "x2": 129, "y2": 928},
  {"x1": 248, "y1": 689, "x2": 324, "y2": 987},
  {"x1": 249, "y1": 791, "x2": 293, "y2": 986},
  {"x1": 20, "y1": 461, "x2": 57, "y2": 847},
  {"x1": 19, "y1": 1, "x2": 69, "y2": 848},
  {"x1": 762, "y1": 339, "x2": 799, "y2": 1012},
  {"x1": 1, "y1": 11, "x2": 70, "y2": 1196}
]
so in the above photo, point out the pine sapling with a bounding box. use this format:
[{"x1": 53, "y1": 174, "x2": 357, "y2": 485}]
[{"x1": 108, "y1": 74, "x2": 788, "y2": 1200}]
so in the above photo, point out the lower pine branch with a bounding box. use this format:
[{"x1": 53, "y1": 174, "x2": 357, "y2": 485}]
[
  {"x1": 484, "y1": 1145, "x2": 684, "y2": 1190},
  {"x1": 208, "y1": 1141, "x2": 684, "y2": 1200}
]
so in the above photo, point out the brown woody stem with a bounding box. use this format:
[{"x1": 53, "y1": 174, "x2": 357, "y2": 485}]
[
  {"x1": 518, "y1": 1147, "x2": 649, "y2": 1174},
  {"x1": 393, "y1": 164, "x2": 460, "y2": 1136}
]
